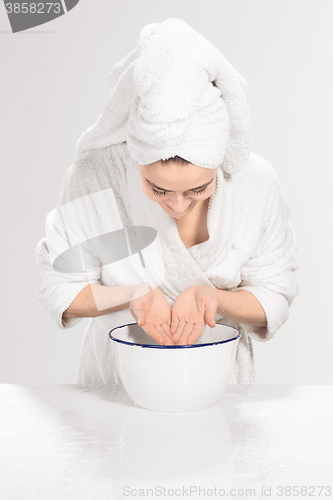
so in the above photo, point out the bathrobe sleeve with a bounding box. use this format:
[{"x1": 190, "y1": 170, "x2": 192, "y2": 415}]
[
  {"x1": 35, "y1": 148, "x2": 128, "y2": 330},
  {"x1": 237, "y1": 169, "x2": 300, "y2": 342},
  {"x1": 35, "y1": 216, "x2": 101, "y2": 331}
]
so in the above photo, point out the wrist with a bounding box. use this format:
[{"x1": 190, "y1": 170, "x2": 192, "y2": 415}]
[
  {"x1": 214, "y1": 288, "x2": 267, "y2": 327},
  {"x1": 213, "y1": 288, "x2": 229, "y2": 317},
  {"x1": 91, "y1": 284, "x2": 149, "y2": 315},
  {"x1": 130, "y1": 283, "x2": 151, "y2": 301}
]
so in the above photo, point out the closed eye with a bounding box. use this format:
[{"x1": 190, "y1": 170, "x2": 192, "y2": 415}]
[
  {"x1": 193, "y1": 187, "x2": 207, "y2": 195},
  {"x1": 152, "y1": 188, "x2": 167, "y2": 196},
  {"x1": 152, "y1": 186, "x2": 207, "y2": 197}
]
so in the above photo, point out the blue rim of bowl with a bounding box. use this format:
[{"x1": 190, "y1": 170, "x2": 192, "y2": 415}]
[{"x1": 109, "y1": 322, "x2": 241, "y2": 349}]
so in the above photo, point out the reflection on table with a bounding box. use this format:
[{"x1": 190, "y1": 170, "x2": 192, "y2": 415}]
[{"x1": 0, "y1": 384, "x2": 332, "y2": 499}]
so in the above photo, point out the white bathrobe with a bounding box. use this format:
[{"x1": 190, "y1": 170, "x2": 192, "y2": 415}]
[{"x1": 35, "y1": 142, "x2": 299, "y2": 385}]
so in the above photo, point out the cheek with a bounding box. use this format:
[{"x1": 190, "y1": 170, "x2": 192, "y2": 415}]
[{"x1": 194, "y1": 188, "x2": 214, "y2": 202}]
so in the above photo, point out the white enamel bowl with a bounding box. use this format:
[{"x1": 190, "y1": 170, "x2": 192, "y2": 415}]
[{"x1": 109, "y1": 323, "x2": 240, "y2": 412}]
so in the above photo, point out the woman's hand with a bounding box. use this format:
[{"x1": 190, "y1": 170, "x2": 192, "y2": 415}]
[
  {"x1": 129, "y1": 285, "x2": 174, "y2": 345},
  {"x1": 170, "y1": 285, "x2": 218, "y2": 345}
]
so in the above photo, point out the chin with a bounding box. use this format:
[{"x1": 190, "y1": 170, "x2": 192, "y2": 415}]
[{"x1": 171, "y1": 213, "x2": 183, "y2": 220}]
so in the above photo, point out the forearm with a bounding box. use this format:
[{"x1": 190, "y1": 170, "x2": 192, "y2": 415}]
[
  {"x1": 214, "y1": 289, "x2": 267, "y2": 327},
  {"x1": 62, "y1": 282, "x2": 151, "y2": 320}
]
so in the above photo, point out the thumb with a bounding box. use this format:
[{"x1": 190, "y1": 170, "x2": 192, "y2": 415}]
[
  {"x1": 131, "y1": 309, "x2": 145, "y2": 326},
  {"x1": 205, "y1": 303, "x2": 216, "y2": 328}
]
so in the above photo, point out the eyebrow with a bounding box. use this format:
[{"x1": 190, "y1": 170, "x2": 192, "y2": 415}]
[{"x1": 144, "y1": 177, "x2": 215, "y2": 192}]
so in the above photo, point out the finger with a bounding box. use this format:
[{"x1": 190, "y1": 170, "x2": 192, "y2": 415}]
[
  {"x1": 143, "y1": 324, "x2": 168, "y2": 346},
  {"x1": 156, "y1": 324, "x2": 174, "y2": 345},
  {"x1": 161, "y1": 322, "x2": 173, "y2": 340},
  {"x1": 170, "y1": 316, "x2": 179, "y2": 334},
  {"x1": 177, "y1": 321, "x2": 195, "y2": 345},
  {"x1": 144, "y1": 324, "x2": 173, "y2": 346},
  {"x1": 187, "y1": 322, "x2": 206, "y2": 345},
  {"x1": 171, "y1": 319, "x2": 186, "y2": 343}
]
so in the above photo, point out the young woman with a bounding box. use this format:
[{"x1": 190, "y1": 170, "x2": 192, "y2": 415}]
[{"x1": 35, "y1": 19, "x2": 299, "y2": 384}]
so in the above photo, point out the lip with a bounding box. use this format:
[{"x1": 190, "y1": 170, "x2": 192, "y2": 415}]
[{"x1": 165, "y1": 201, "x2": 193, "y2": 214}]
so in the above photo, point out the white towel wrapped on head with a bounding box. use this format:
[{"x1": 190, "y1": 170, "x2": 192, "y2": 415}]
[{"x1": 75, "y1": 18, "x2": 251, "y2": 174}]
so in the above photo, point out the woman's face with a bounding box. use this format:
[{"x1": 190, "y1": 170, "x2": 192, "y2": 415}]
[{"x1": 137, "y1": 160, "x2": 218, "y2": 220}]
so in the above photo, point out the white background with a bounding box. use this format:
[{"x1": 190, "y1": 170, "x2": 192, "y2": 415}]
[{"x1": 1, "y1": 0, "x2": 332, "y2": 384}]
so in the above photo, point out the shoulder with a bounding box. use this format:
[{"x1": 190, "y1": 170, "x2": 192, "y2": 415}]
[
  {"x1": 59, "y1": 144, "x2": 128, "y2": 205},
  {"x1": 236, "y1": 152, "x2": 278, "y2": 186},
  {"x1": 230, "y1": 152, "x2": 286, "y2": 230},
  {"x1": 232, "y1": 152, "x2": 281, "y2": 203}
]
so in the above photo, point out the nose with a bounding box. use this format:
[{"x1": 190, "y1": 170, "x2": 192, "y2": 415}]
[{"x1": 166, "y1": 194, "x2": 192, "y2": 213}]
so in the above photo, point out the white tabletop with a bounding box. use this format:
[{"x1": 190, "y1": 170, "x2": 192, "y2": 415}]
[{"x1": 1, "y1": 384, "x2": 332, "y2": 500}]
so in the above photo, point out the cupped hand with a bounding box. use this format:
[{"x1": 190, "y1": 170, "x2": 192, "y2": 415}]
[
  {"x1": 129, "y1": 285, "x2": 174, "y2": 345},
  {"x1": 170, "y1": 285, "x2": 218, "y2": 345}
]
